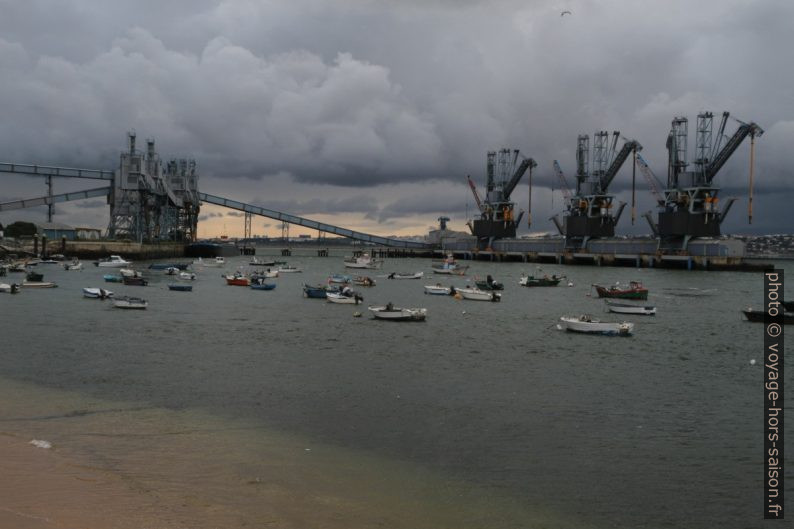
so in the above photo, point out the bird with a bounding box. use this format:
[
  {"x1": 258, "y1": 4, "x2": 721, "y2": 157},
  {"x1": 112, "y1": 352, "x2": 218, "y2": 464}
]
[{"x1": 561, "y1": 10, "x2": 572, "y2": 16}]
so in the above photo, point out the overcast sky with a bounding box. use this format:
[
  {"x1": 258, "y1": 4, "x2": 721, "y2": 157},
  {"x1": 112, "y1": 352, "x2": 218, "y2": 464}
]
[{"x1": 0, "y1": 0, "x2": 791, "y2": 237}]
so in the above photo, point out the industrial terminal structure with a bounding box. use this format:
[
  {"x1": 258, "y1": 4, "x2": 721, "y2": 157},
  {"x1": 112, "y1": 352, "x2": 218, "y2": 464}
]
[{"x1": 0, "y1": 111, "x2": 767, "y2": 268}]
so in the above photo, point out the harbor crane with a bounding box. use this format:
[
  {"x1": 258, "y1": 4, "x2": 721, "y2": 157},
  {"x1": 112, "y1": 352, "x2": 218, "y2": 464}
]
[{"x1": 551, "y1": 132, "x2": 641, "y2": 248}]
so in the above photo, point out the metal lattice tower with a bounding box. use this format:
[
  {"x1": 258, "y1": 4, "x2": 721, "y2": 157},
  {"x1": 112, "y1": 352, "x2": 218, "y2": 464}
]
[{"x1": 695, "y1": 112, "x2": 713, "y2": 184}]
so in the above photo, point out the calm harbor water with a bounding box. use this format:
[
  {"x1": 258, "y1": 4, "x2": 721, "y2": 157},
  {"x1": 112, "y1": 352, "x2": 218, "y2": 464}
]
[{"x1": 1, "y1": 250, "x2": 791, "y2": 528}]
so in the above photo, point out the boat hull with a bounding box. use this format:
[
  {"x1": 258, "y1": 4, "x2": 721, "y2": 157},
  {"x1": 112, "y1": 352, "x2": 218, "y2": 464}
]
[
  {"x1": 560, "y1": 316, "x2": 633, "y2": 336},
  {"x1": 456, "y1": 288, "x2": 501, "y2": 302},
  {"x1": 83, "y1": 287, "x2": 113, "y2": 298},
  {"x1": 168, "y1": 284, "x2": 193, "y2": 292},
  {"x1": 250, "y1": 283, "x2": 276, "y2": 290},
  {"x1": 594, "y1": 285, "x2": 648, "y2": 300},
  {"x1": 605, "y1": 301, "x2": 657, "y2": 316},
  {"x1": 742, "y1": 309, "x2": 794, "y2": 324},
  {"x1": 368, "y1": 306, "x2": 427, "y2": 321},
  {"x1": 327, "y1": 292, "x2": 363, "y2": 304},
  {"x1": 424, "y1": 285, "x2": 451, "y2": 295}
]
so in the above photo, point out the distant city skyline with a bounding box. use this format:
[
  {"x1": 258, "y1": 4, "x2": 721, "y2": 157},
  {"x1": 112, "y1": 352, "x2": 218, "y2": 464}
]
[{"x1": 1, "y1": 0, "x2": 792, "y2": 238}]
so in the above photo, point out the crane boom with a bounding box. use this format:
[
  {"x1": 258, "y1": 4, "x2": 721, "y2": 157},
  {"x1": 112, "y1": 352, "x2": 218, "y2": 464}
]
[
  {"x1": 706, "y1": 120, "x2": 764, "y2": 182},
  {"x1": 503, "y1": 157, "x2": 536, "y2": 198},
  {"x1": 552, "y1": 160, "x2": 573, "y2": 200},
  {"x1": 634, "y1": 152, "x2": 665, "y2": 206},
  {"x1": 601, "y1": 140, "x2": 642, "y2": 191},
  {"x1": 467, "y1": 175, "x2": 484, "y2": 212}
]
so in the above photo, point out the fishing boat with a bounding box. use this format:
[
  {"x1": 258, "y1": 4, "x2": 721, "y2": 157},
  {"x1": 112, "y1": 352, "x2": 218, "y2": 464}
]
[
  {"x1": 63, "y1": 260, "x2": 83, "y2": 271},
  {"x1": 198, "y1": 257, "x2": 225, "y2": 268},
  {"x1": 424, "y1": 284, "x2": 451, "y2": 295},
  {"x1": 26, "y1": 271, "x2": 44, "y2": 282},
  {"x1": 474, "y1": 275, "x2": 504, "y2": 291},
  {"x1": 277, "y1": 265, "x2": 302, "y2": 273},
  {"x1": 456, "y1": 287, "x2": 501, "y2": 302},
  {"x1": 431, "y1": 255, "x2": 468, "y2": 275},
  {"x1": 0, "y1": 283, "x2": 21, "y2": 294},
  {"x1": 103, "y1": 274, "x2": 123, "y2": 283},
  {"x1": 122, "y1": 276, "x2": 148, "y2": 286},
  {"x1": 741, "y1": 308, "x2": 794, "y2": 324},
  {"x1": 328, "y1": 274, "x2": 352, "y2": 284},
  {"x1": 119, "y1": 268, "x2": 143, "y2": 278},
  {"x1": 164, "y1": 267, "x2": 179, "y2": 275},
  {"x1": 82, "y1": 287, "x2": 113, "y2": 299},
  {"x1": 249, "y1": 257, "x2": 275, "y2": 266},
  {"x1": 225, "y1": 275, "x2": 250, "y2": 286},
  {"x1": 178, "y1": 271, "x2": 197, "y2": 281},
  {"x1": 167, "y1": 284, "x2": 193, "y2": 292},
  {"x1": 519, "y1": 274, "x2": 564, "y2": 287},
  {"x1": 387, "y1": 272, "x2": 424, "y2": 280},
  {"x1": 559, "y1": 315, "x2": 634, "y2": 336},
  {"x1": 95, "y1": 255, "x2": 132, "y2": 267},
  {"x1": 593, "y1": 281, "x2": 649, "y2": 300},
  {"x1": 605, "y1": 300, "x2": 657, "y2": 316},
  {"x1": 368, "y1": 304, "x2": 427, "y2": 322},
  {"x1": 21, "y1": 281, "x2": 58, "y2": 288},
  {"x1": 113, "y1": 296, "x2": 148, "y2": 309},
  {"x1": 352, "y1": 276, "x2": 376, "y2": 287},
  {"x1": 344, "y1": 254, "x2": 382, "y2": 269},
  {"x1": 250, "y1": 281, "x2": 277, "y2": 291},
  {"x1": 251, "y1": 270, "x2": 278, "y2": 280},
  {"x1": 326, "y1": 291, "x2": 364, "y2": 304}
]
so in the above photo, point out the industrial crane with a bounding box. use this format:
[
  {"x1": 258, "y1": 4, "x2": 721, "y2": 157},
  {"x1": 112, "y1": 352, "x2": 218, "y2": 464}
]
[
  {"x1": 467, "y1": 148, "x2": 536, "y2": 248},
  {"x1": 552, "y1": 160, "x2": 573, "y2": 201},
  {"x1": 659, "y1": 111, "x2": 763, "y2": 250},
  {"x1": 550, "y1": 132, "x2": 641, "y2": 248}
]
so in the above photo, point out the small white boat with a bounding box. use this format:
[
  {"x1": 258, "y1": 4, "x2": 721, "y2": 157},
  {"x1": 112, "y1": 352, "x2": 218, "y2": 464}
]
[
  {"x1": 277, "y1": 266, "x2": 302, "y2": 273},
  {"x1": 368, "y1": 305, "x2": 427, "y2": 321},
  {"x1": 0, "y1": 283, "x2": 21, "y2": 293},
  {"x1": 197, "y1": 257, "x2": 225, "y2": 267},
  {"x1": 255, "y1": 270, "x2": 279, "y2": 278},
  {"x1": 119, "y1": 268, "x2": 143, "y2": 278},
  {"x1": 113, "y1": 296, "x2": 148, "y2": 309},
  {"x1": 95, "y1": 255, "x2": 132, "y2": 268},
  {"x1": 326, "y1": 292, "x2": 364, "y2": 304},
  {"x1": 82, "y1": 287, "x2": 114, "y2": 299},
  {"x1": 559, "y1": 315, "x2": 634, "y2": 336},
  {"x1": 455, "y1": 287, "x2": 501, "y2": 302},
  {"x1": 604, "y1": 300, "x2": 656, "y2": 316},
  {"x1": 424, "y1": 284, "x2": 452, "y2": 295},
  {"x1": 21, "y1": 281, "x2": 58, "y2": 288},
  {"x1": 63, "y1": 261, "x2": 83, "y2": 271},
  {"x1": 387, "y1": 272, "x2": 424, "y2": 280},
  {"x1": 164, "y1": 266, "x2": 179, "y2": 275},
  {"x1": 178, "y1": 271, "x2": 197, "y2": 281},
  {"x1": 249, "y1": 257, "x2": 275, "y2": 266},
  {"x1": 344, "y1": 255, "x2": 382, "y2": 269}
]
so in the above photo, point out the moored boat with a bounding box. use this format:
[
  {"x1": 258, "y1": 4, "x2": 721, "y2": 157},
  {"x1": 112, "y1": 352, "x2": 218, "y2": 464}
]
[
  {"x1": 352, "y1": 276, "x2": 376, "y2": 287},
  {"x1": 178, "y1": 271, "x2": 197, "y2": 281},
  {"x1": 387, "y1": 272, "x2": 424, "y2": 280},
  {"x1": 95, "y1": 255, "x2": 132, "y2": 268},
  {"x1": 197, "y1": 257, "x2": 226, "y2": 268},
  {"x1": 119, "y1": 268, "x2": 143, "y2": 278},
  {"x1": 277, "y1": 265, "x2": 302, "y2": 273},
  {"x1": 741, "y1": 308, "x2": 794, "y2": 324},
  {"x1": 83, "y1": 287, "x2": 113, "y2": 299},
  {"x1": 328, "y1": 274, "x2": 352, "y2": 284},
  {"x1": 26, "y1": 271, "x2": 44, "y2": 282},
  {"x1": 474, "y1": 275, "x2": 504, "y2": 291},
  {"x1": 250, "y1": 281, "x2": 277, "y2": 290},
  {"x1": 559, "y1": 315, "x2": 634, "y2": 336},
  {"x1": 368, "y1": 304, "x2": 427, "y2": 321},
  {"x1": 455, "y1": 287, "x2": 501, "y2": 302},
  {"x1": 519, "y1": 274, "x2": 564, "y2": 287},
  {"x1": 424, "y1": 284, "x2": 452, "y2": 295},
  {"x1": 225, "y1": 275, "x2": 250, "y2": 286},
  {"x1": 605, "y1": 300, "x2": 657, "y2": 316},
  {"x1": 326, "y1": 291, "x2": 364, "y2": 304},
  {"x1": 344, "y1": 254, "x2": 382, "y2": 269},
  {"x1": 122, "y1": 276, "x2": 148, "y2": 286},
  {"x1": 103, "y1": 274, "x2": 123, "y2": 283},
  {"x1": 303, "y1": 283, "x2": 339, "y2": 298},
  {"x1": 63, "y1": 260, "x2": 83, "y2": 271},
  {"x1": 249, "y1": 257, "x2": 275, "y2": 266},
  {"x1": 21, "y1": 281, "x2": 58, "y2": 288},
  {"x1": 0, "y1": 283, "x2": 21, "y2": 294},
  {"x1": 148, "y1": 263, "x2": 191, "y2": 270},
  {"x1": 593, "y1": 281, "x2": 649, "y2": 300},
  {"x1": 113, "y1": 296, "x2": 148, "y2": 309},
  {"x1": 168, "y1": 284, "x2": 193, "y2": 292}
]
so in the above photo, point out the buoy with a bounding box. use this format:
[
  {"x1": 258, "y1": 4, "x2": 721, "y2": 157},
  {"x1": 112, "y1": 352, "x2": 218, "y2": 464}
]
[
  {"x1": 353, "y1": 311, "x2": 362, "y2": 318},
  {"x1": 750, "y1": 359, "x2": 756, "y2": 366}
]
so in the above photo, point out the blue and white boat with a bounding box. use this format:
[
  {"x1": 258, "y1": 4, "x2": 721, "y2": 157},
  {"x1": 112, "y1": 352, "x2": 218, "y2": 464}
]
[
  {"x1": 250, "y1": 282, "x2": 276, "y2": 291},
  {"x1": 83, "y1": 287, "x2": 113, "y2": 299},
  {"x1": 103, "y1": 274, "x2": 123, "y2": 283},
  {"x1": 167, "y1": 284, "x2": 193, "y2": 292}
]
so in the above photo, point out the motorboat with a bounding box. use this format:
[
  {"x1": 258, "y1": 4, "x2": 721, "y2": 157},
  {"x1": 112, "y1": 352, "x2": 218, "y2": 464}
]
[
  {"x1": 122, "y1": 276, "x2": 148, "y2": 286},
  {"x1": 303, "y1": 283, "x2": 340, "y2": 298},
  {"x1": 250, "y1": 281, "x2": 277, "y2": 291},
  {"x1": 178, "y1": 272, "x2": 197, "y2": 281},
  {"x1": 742, "y1": 308, "x2": 794, "y2": 324},
  {"x1": 95, "y1": 255, "x2": 132, "y2": 268},
  {"x1": 225, "y1": 274, "x2": 250, "y2": 286},
  {"x1": 431, "y1": 255, "x2": 468, "y2": 275},
  {"x1": 424, "y1": 284, "x2": 452, "y2": 295},
  {"x1": 148, "y1": 263, "x2": 190, "y2": 270},
  {"x1": 164, "y1": 267, "x2": 179, "y2": 275},
  {"x1": 113, "y1": 296, "x2": 148, "y2": 309},
  {"x1": 455, "y1": 287, "x2": 501, "y2": 302},
  {"x1": 344, "y1": 254, "x2": 382, "y2": 269},
  {"x1": 277, "y1": 265, "x2": 302, "y2": 273},
  {"x1": 82, "y1": 287, "x2": 113, "y2": 299},
  {"x1": 21, "y1": 281, "x2": 58, "y2": 288},
  {"x1": 103, "y1": 274, "x2": 123, "y2": 283},
  {"x1": 519, "y1": 274, "x2": 564, "y2": 287},
  {"x1": 197, "y1": 257, "x2": 225, "y2": 267},
  {"x1": 249, "y1": 257, "x2": 275, "y2": 266},
  {"x1": 63, "y1": 260, "x2": 83, "y2": 271},
  {"x1": 26, "y1": 271, "x2": 44, "y2": 282},
  {"x1": 0, "y1": 283, "x2": 21, "y2": 294},
  {"x1": 119, "y1": 268, "x2": 143, "y2": 278},
  {"x1": 387, "y1": 272, "x2": 424, "y2": 280},
  {"x1": 326, "y1": 291, "x2": 364, "y2": 304},
  {"x1": 368, "y1": 305, "x2": 427, "y2": 321},
  {"x1": 251, "y1": 270, "x2": 278, "y2": 280},
  {"x1": 593, "y1": 281, "x2": 649, "y2": 300},
  {"x1": 328, "y1": 274, "x2": 352, "y2": 284},
  {"x1": 352, "y1": 276, "x2": 376, "y2": 287},
  {"x1": 474, "y1": 275, "x2": 504, "y2": 291},
  {"x1": 559, "y1": 315, "x2": 634, "y2": 336},
  {"x1": 167, "y1": 284, "x2": 193, "y2": 292},
  {"x1": 605, "y1": 300, "x2": 657, "y2": 316}
]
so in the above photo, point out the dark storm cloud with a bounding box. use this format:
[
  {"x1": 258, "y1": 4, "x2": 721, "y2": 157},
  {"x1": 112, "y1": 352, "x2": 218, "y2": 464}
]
[{"x1": 0, "y1": 0, "x2": 792, "y2": 233}]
